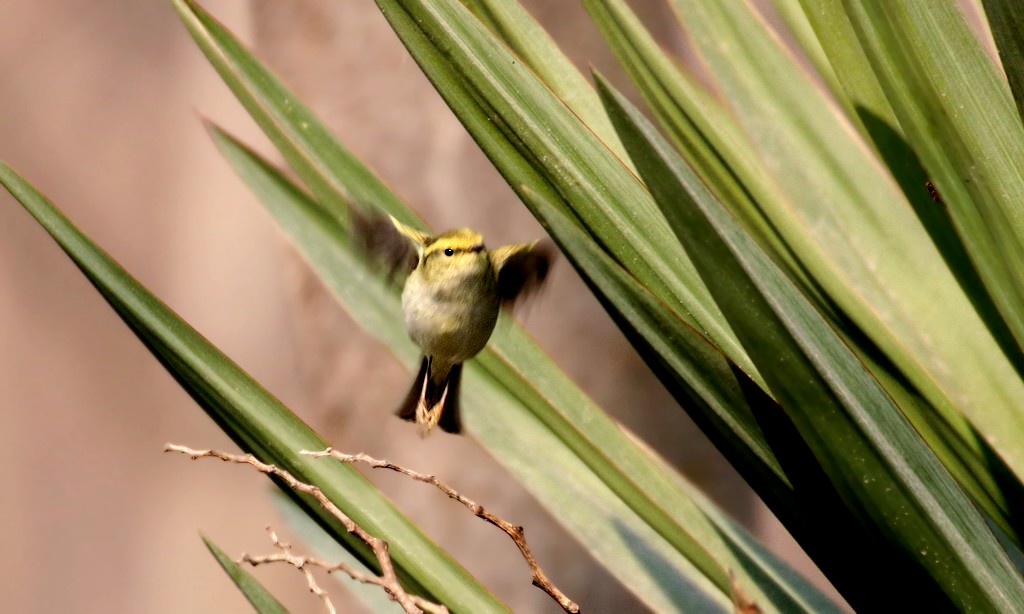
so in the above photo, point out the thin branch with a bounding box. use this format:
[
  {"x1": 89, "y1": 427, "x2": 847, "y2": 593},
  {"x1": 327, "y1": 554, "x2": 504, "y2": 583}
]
[
  {"x1": 243, "y1": 527, "x2": 337, "y2": 614},
  {"x1": 302, "y1": 447, "x2": 581, "y2": 613},
  {"x1": 241, "y1": 527, "x2": 449, "y2": 614},
  {"x1": 243, "y1": 527, "x2": 449, "y2": 614},
  {"x1": 165, "y1": 443, "x2": 442, "y2": 614}
]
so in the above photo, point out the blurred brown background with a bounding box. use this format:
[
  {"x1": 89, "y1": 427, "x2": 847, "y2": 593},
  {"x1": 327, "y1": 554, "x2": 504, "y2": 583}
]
[{"x1": 1, "y1": 1, "x2": 835, "y2": 612}]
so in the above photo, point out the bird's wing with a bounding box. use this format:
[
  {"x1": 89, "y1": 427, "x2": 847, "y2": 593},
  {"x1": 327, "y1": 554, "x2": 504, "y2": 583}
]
[
  {"x1": 350, "y1": 208, "x2": 427, "y2": 279},
  {"x1": 491, "y1": 240, "x2": 556, "y2": 306}
]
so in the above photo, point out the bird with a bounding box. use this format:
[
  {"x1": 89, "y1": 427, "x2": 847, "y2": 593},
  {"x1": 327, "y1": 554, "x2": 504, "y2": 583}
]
[{"x1": 352, "y1": 210, "x2": 554, "y2": 436}]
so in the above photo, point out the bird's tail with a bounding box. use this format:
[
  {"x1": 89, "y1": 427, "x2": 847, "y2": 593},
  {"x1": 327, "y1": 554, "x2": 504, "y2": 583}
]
[{"x1": 396, "y1": 357, "x2": 462, "y2": 435}]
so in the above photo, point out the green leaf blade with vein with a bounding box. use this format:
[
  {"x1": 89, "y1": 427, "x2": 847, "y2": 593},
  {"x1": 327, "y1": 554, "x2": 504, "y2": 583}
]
[
  {"x1": 582, "y1": 0, "x2": 822, "y2": 308},
  {"x1": 174, "y1": 1, "x2": 779, "y2": 606},
  {"x1": 459, "y1": 0, "x2": 632, "y2": 167},
  {"x1": 839, "y1": 1, "x2": 1024, "y2": 357},
  {"x1": 0, "y1": 160, "x2": 506, "y2": 614},
  {"x1": 586, "y1": 0, "x2": 1024, "y2": 540},
  {"x1": 203, "y1": 537, "x2": 290, "y2": 614},
  {"x1": 599, "y1": 75, "x2": 1024, "y2": 613},
  {"x1": 371, "y1": 0, "x2": 760, "y2": 387},
  {"x1": 209, "y1": 120, "x2": 838, "y2": 612},
  {"x1": 180, "y1": 2, "x2": 835, "y2": 609},
  {"x1": 982, "y1": 0, "x2": 1024, "y2": 123},
  {"x1": 172, "y1": 0, "x2": 419, "y2": 228},
  {"x1": 208, "y1": 123, "x2": 727, "y2": 612},
  {"x1": 668, "y1": 0, "x2": 1024, "y2": 508}
]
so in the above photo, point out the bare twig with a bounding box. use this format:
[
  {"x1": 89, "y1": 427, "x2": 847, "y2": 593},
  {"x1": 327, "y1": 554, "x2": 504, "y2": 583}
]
[
  {"x1": 303, "y1": 447, "x2": 581, "y2": 613},
  {"x1": 165, "y1": 443, "x2": 441, "y2": 614},
  {"x1": 243, "y1": 527, "x2": 337, "y2": 614},
  {"x1": 242, "y1": 527, "x2": 448, "y2": 614}
]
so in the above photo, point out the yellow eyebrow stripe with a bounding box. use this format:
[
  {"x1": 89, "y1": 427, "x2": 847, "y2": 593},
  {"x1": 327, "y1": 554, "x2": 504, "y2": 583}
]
[{"x1": 425, "y1": 237, "x2": 485, "y2": 255}]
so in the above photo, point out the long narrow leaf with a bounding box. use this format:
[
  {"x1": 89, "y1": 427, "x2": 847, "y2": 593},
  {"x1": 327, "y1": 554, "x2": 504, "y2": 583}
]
[
  {"x1": 371, "y1": 0, "x2": 758, "y2": 383},
  {"x1": 600, "y1": 75, "x2": 1024, "y2": 613},
  {"x1": 209, "y1": 122, "x2": 843, "y2": 612},
  {"x1": 669, "y1": 0, "x2": 1024, "y2": 498},
  {"x1": 583, "y1": 0, "x2": 824, "y2": 311},
  {"x1": 203, "y1": 537, "x2": 289, "y2": 614},
  {"x1": 460, "y1": 0, "x2": 632, "y2": 166},
  {"x1": 172, "y1": 0, "x2": 416, "y2": 228},
  {"x1": 0, "y1": 161, "x2": 505, "y2": 614},
  {"x1": 785, "y1": 0, "x2": 1024, "y2": 541},
  {"x1": 982, "y1": 0, "x2": 1024, "y2": 123},
  {"x1": 839, "y1": 1, "x2": 1024, "y2": 356},
  {"x1": 208, "y1": 124, "x2": 733, "y2": 612}
]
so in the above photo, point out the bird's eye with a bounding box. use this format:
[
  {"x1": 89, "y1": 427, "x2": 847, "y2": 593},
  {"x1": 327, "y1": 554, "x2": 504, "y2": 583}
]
[{"x1": 444, "y1": 248, "x2": 454, "y2": 257}]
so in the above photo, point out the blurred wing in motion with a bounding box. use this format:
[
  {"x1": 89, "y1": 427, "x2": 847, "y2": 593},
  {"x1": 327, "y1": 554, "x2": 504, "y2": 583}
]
[
  {"x1": 491, "y1": 240, "x2": 556, "y2": 307},
  {"x1": 350, "y1": 208, "x2": 427, "y2": 279}
]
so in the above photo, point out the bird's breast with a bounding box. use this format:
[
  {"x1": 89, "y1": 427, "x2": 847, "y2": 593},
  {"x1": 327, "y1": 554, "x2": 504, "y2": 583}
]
[{"x1": 401, "y1": 267, "x2": 500, "y2": 362}]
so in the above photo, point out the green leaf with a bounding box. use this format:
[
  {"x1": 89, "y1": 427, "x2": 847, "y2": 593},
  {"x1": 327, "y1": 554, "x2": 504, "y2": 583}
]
[
  {"x1": 203, "y1": 536, "x2": 289, "y2": 614},
  {"x1": 790, "y1": 0, "x2": 1024, "y2": 541},
  {"x1": 172, "y1": 0, "x2": 417, "y2": 228},
  {"x1": 794, "y1": 0, "x2": 896, "y2": 136},
  {"x1": 668, "y1": 0, "x2": 1024, "y2": 505},
  {"x1": 0, "y1": 160, "x2": 506, "y2": 614},
  {"x1": 582, "y1": 0, "x2": 824, "y2": 311},
  {"x1": 982, "y1": 0, "x2": 1024, "y2": 123},
  {"x1": 590, "y1": 0, "x2": 1024, "y2": 540},
  {"x1": 172, "y1": 1, "x2": 786, "y2": 605},
  {"x1": 460, "y1": 0, "x2": 632, "y2": 167},
  {"x1": 599, "y1": 73, "x2": 1024, "y2": 613},
  {"x1": 370, "y1": 0, "x2": 759, "y2": 385},
  {"x1": 208, "y1": 122, "x2": 839, "y2": 612},
  {"x1": 839, "y1": 1, "x2": 1024, "y2": 356},
  {"x1": 765, "y1": 0, "x2": 846, "y2": 111}
]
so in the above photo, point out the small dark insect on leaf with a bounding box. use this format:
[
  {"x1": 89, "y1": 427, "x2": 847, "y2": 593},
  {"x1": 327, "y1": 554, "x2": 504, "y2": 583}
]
[
  {"x1": 925, "y1": 180, "x2": 943, "y2": 204},
  {"x1": 349, "y1": 208, "x2": 419, "y2": 280}
]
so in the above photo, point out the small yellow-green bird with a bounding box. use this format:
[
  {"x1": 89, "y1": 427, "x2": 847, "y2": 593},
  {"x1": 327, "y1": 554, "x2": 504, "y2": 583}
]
[{"x1": 354, "y1": 211, "x2": 554, "y2": 436}]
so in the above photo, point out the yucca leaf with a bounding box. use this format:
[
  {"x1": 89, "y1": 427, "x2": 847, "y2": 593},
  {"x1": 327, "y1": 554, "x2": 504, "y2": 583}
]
[
  {"x1": 839, "y1": 1, "x2": 1024, "y2": 358},
  {"x1": 460, "y1": 0, "x2": 631, "y2": 166},
  {"x1": 0, "y1": 160, "x2": 505, "y2": 614},
  {"x1": 174, "y1": 2, "x2": 800, "y2": 607},
  {"x1": 370, "y1": 0, "x2": 759, "y2": 384},
  {"x1": 794, "y1": 0, "x2": 895, "y2": 136},
  {"x1": 799, "y1": 0, "x2": 1023, "y2": 386},
  {"x1": 599, "y1": 72, "x2": 1024, "y2": 613},
  {"x1": 668, "y1": 0, "x2": 1024, "y2": 501},
  {"x1": 588, "y1": 0, "x2": 1024, "y2": 540},
  {"x1": 172, "y1": 0, "x2": 417, "y2": 228},
  {"x1": 203, "y1": 537, "x2": 289, "y2": 614},
  {"x1": 582, "y1": 0, "x2": 823, "y2": 311},
  {"x1": 208, "y1": 121, "x2": 841, "y2": 612},
  {"x1": 208, "y1": 124, "x2": 731, "y2": 611},
  {"x1": 765, "y1": 0, "x2": 845, "y2": 112},
  {"x1": 770, "y1": 0, "x2": 1024, "y2": 541},
  {"x1": 982, "y1": 0, "x2": 1024, "y2": 123}
]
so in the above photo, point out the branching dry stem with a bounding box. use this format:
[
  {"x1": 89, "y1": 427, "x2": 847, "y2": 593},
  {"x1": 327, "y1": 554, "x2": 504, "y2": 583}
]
[
  {"x1": 165, "y1": 443, "x2": 442, "y2": 614},
  {"x1": 243, "y1": 527, "x2": 337, "y2": 614},
  {"x1": 302, "y1": 446, "x2": 581, "y2": 613}
]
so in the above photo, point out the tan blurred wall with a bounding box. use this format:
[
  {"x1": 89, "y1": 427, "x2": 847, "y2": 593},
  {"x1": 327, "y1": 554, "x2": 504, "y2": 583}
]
[{"x1": 1, "y1": 1, "x2": 835, "y2": 612}]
